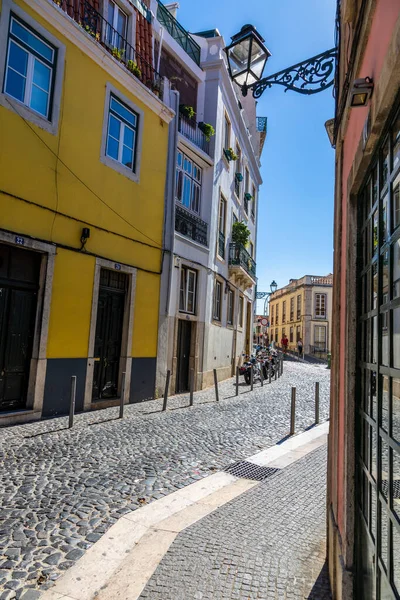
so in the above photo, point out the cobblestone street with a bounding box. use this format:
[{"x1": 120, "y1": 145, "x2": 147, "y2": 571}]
[
  {"x1": 0, "y1": 361, "x2": 330, "y2": 599},
  {"x1": 139, "y1": 445, "x2": 330, "y2": 600}
]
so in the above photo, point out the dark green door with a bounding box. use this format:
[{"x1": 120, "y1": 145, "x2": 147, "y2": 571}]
[
  {"x1": 92, "y1": 269, "x2": 127, "y2": 400},
  {"x1": 0, "y1": 244, "x2": 40, "y2": 412},
  {"x1": 176, "y1": 320, "x2": 191, "y2": 393}
]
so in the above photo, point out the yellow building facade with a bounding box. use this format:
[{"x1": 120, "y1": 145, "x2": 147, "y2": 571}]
[
  {"x1": 0, "y1": 0, "x2": 173, "y2": 423},
  {"x1": 269, "y1": 275, "x2": 333, "y2": 356}
]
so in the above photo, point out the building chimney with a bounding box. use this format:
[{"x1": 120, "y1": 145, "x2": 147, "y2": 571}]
[{"x1": 164, "y1": 2, "x2": 179, "y2": 18}]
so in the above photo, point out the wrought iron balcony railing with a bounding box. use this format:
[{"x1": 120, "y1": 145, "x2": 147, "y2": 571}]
[
  {"x1": 178, "y1": 114, "x2": 210, "y2": 155},
  {"x1": 175, "y1": 204, "x2": 208, "y2": 247},
  {"x1": 156, "y1": 1, "x2": 201, "y2": 66},
  {"x1": 228, "y1": 243, "x2": 256, "y2": 280},
  {"x1": 256, "y1": 117, "x2": 267, "y2": 133},
  {"x1": 53, "y1": 0, "x2": 162, "y2": 98},
  {"x1": 218, "y1": 231, "x2": 225, "y2": 259}
]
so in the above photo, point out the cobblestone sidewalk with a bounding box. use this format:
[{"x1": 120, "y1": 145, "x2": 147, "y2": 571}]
[
  {"x1": 139, "y1": 445, "x2": 331, "y2": 600},
  {"x1": 0, "y1": 362, "x2": 329, "y2": 599}
]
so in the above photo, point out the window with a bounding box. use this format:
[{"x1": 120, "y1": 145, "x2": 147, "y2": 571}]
[
  {"x1": 290, "y1": 326, "x2": 294, "y2": 343},
  {"x1": 213, "y1": 280, "x2": 222, "y2": 321},
  {"x1": 271, "y1": 305, "x2": 274, "y2": 326},
  {"x1": 282, "y1": 300, "x2": 286, "y2": 323},
  {"x1": 315, "y1": 293, "x2": 327, "y2": 318},
  {"x1": 235, "y1": 144, "x2": 242, "y2": 197},
  {"x1": 232, "y1": 212, "x2": 238, "y2": 227},
  {"x1": 218, "y1": 195, "x2": 226, "y2": 259},
  {"x1": 106, "y1": 95, "x2": 139, "y2": 172},
  {"x1": 176, "y1": 151, "x2": 202, "y2": 214},
  {"x1": 249, "y1": 241, "x2": 254, "y2": 258},
  {"x1": 314, "y1": 325, "x2": 326, "y2": 349},
  {"x1": 296, "y1": 325, "x2": 301, "y2": 342},
  {"x1": 275, "y1": 304, "x2": 279, "y2": 325},
  {"x1": 244, "y1": 168, "x2": 250, "y2": 214},
  {"x1": 227, "y1": 288, "x2": 234, "y2": 325},
  {"x1": 4, "y1": 16, "x2": 56, "y2": 119},
  {"x1": 179, "y1": 267, "x2": 197, "y2": 314},
  {"x1": 223, "y1": 113, "x2": 230, "y2": 153},
  {"x1": 290, "y1": 297, "x2": 294, "y2": 321},
  {"x1": 106, "y1": 0, "x2": 128, "y2": 51},
  {"x1": 251, "y1": 184, "x2": 256, "y2": 221},
  {"x1": 238, "y1": 295, "x2": 244, "y2": 327},
  {"x1": 297, "y1": 295, "x2": 301, "y2": 320},
  {"x1": 275, "y1": 329, "x2": 278, "y2": 343}
]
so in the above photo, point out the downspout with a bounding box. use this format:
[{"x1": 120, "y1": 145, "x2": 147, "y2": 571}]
[{"x1": 157, "y1": 26, "x2": 164, "y2": 75}]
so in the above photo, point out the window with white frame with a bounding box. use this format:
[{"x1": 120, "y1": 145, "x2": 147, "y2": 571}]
[
  {"x1": 176, "y1": 151, "x2": 202, "y2": 214},
  {"x1": 234, "y1": 143, "x2": 242, "y2": 197},
  {"x1": 238, "y1": 295, "x2": 244, "y2": 327},
  {"x1": 251, "y1": 184, "x2": 256, "y2": 220},
  {"x1": 4, "y1": 16, "x2": 56, "y2": 120},
  {"x1": 227, "y1": 288, "x2": 234, "y2": 325},
  {"x1": 223, "y1": 113, "x2": 230, "y2": 153},
  {"x1": 179, "y1": 267, "x2": 197, "y2": 314},
  {"x1": 217, "y1": 195, "x2": 226, "y2": 259},
  {"x1": 315, "y1": 293, "x2": 327, "y2": 318},
  {"x1": 297, "y1": 294, "x2": 301, "y2": 320},
  {"x1": 275, "y1": 304, "x2": 279, "y2": 325},
  {"x1": 314, "y1": 325, "x2": 326, "y2": 349},
  {"x1": 106, "y1": 0, "x2": 128, "y2": 50},
  {"x1": 290, "y1": 297, "x2": 294, "y2": 321},
  {"x1": 249, "y1": 241, "x2": 254, "y2": 258},
  {"x1": 282, "y1": 300, "x2": 286, "y2": 323},
  {"x1": 244, "y1": 168, "x2": 250, "y2": 214},
  {"x1": 106, "y1": 95, "x2": 139, "y2": 172},
  {"x1": 213, "y1": 280, "x2": 222, "y2": 321}
]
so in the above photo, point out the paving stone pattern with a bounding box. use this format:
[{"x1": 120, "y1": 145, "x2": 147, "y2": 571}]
[
  {"x1": 140, "y1": 445, "x2": 331, "y2": 600},
  {"x1": 0, "y1": 362, "x2": 329, "y2": 598}
]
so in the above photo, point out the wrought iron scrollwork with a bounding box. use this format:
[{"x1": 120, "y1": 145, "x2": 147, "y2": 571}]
[{"x1": 251, "y1": 47, "x2": 337, "y2": 98}]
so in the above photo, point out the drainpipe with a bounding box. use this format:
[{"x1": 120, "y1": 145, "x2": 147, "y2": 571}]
[{"x1": 157, "y1": 27, "x2": 164, "y2": 74}]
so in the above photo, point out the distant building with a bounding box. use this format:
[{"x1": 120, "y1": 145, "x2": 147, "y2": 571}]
[
  {"x1": 268, "y1": 275, "x2": 333, "y2": 356},
  {"x1": 253, "y1": 315, "x2": 269, "y2": 346}
]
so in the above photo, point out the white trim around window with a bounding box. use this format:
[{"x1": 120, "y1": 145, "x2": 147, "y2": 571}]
[
  {"x1": 0, "y1": 0, "x2": 66, "y2": 135},
  {"x1": 100, "y1": 82, "x2": 144, "y2": 183}
]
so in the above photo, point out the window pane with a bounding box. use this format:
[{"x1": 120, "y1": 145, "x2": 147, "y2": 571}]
[
  {"x1": 8, "y1": 40, "x2": 28, "y2": 75},
  {"x1": 382, "y1": 138, "x2": 389, "y2": 186},
  {"x1": 373, "y1": 210, "x2": 378, "y2": 254},
  {"x1": 11, "y1": 19, "x2": 54, "y2": 62},
  {"x1": 382, "y1": 376, "x2": 389, "y2": 433},
  {"x1": 30, "y1": 84, "x2": 48, "y2": 116},
  {"x1": 188, "y1": 271, "x2": 195, "y2": 294},
  {"x1": 381, "y1": 439, "x2": 389, "y2": 502},
  {"x1": 110, "y1": 97, "x2": 136, "y2": 127},
  {"x1": 116, "y1": 9, "x2": 127, "y2": 37},
  {"x1": 182, "y1": 177, "x2": 191, "y2": 208},
  {"x1": 382, "y1": 194, "x2": 388, "y2": 244},
  {"x1": 108, "y1": 0, "x2": 115, "y2": 25},
  {"x1": 394, "y1": 174, "x2": 400, "y2": 231},
  {"x1": 176, "y1": 170, "x2": 183, "y2": 201},
  {"x1": 122, "y1": 145, "x2": 133, "y2": 168},
  {"x1": 123, "y1": 126, "x2": 134, "y2": 150},
  {"x1": 33, "y1": 59, "x2": 51, "y2": 91},
  {"x1": 370, "y1": 483, "x2": 377, "y2": 541},
  {"x1": 372, "y1": 316, "x2": 377, "y2": 364},
  {"x1": 179, "y1": 270, "x2": 185, "y2": 311},
  {"x1": 393, "y1": 308, "x2": 400, "y2": 369},
  {"x1": 5, "y1": 67, "x2": 26, "y2": 102},
  {"x1": 106, "y1": 135, "x2": 119, "y2": 160},
  {"x1": 109, "y1": 114, "x2": 121, "y2": 140},
  {"x1": 392, "y1": 450, "x2": 400, "y2": 523}
]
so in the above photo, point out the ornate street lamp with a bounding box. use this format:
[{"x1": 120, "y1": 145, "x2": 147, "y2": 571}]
[
  {"x1": 225, "y1": 24, "x2": 337, "y2": 98},
  {"x1": 256, "y1": 280, "x2": 278, "y2": 316}
]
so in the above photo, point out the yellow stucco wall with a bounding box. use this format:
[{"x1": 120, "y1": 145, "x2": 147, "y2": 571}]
[
  {"x1": 269, "y1": 289, "x2": 305, "y2": 348},
  {"x1": 0, "y1": 0, "x2": 169, "y2": 361}
]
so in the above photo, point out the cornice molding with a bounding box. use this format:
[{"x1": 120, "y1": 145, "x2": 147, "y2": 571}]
[{"x1": 31, "y1": 0, "x2": 175, "y2": 123}]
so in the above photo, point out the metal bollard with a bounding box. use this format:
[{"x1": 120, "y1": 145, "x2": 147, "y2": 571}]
[
  {"x1": 69, "y1": 376, "x2": 77, "y2": 429},
  {"x1": 275, "y1": 363, "x2": 278, "y2": 380},
  {"x1": 189, "y1": 369, "x2": 194, "y2": 407},
  {"x1": 281, "y1": 356, "x2": 284, "y2": 376},
  {"x1": 260, "y1": 365, "x2": 263, "y2": 387},
  {"x1": 213, "y1": 369, "x2": 219, "y2": 402},
  {"x1": 269, "y1": 363, "x2": 272, "y2": 384},
  {"x1": 162, "y1": 370, "x2": 171, "y2": 411},
  {"x1": 315, "y1": 381, "x2": 320, "y2": 424},
  {"x1": 236, "y1": 366, "x2": 239, "y2": 396},
  {"x1": 278, "y1": 357, "x2": 281, "y2": 378},
  {"x1": 290, "y1": 387, "x2": 296, "y2": 436},
  {"x1": 250, "y1": 365, "x2": 254, "y2": 391},
  {"x1": 119, "y1": 371, "x2": 126, "y2": 419}
]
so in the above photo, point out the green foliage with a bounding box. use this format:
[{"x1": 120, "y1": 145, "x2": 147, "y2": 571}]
[
  {"x1": 112, "y1": 47, "x2": 125, "y2": 60},
  {"x1": 127, "y1": 60, "x2": 142, "y2": 79},
  {"x1": 198, "y1": 122, "x2": 215, "y2": 142},
  {"x1": 232, "y1": 221, "x2": 250, "y2": 246},
  {"x1": 179, "y1": 105, "x2": 195, "y2": 119},
  {"x1": 224, "y1": 147, "x2": 238, "y2": 161}
]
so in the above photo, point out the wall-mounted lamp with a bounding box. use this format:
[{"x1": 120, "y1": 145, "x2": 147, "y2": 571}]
[
  {"x1": 350, "y1": 77, "x2": 373, "y2": 107},
  {"x1": 80, "y1": 227, "x2": 90, "y2": 250}
]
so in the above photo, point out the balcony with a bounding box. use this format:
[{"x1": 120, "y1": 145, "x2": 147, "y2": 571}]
[
  {"x1": 178, "y1": 114, "x2": 210, "y2": 155},
  {"x1": 53, "y1": 0, "x2": 162, "y2": 98},
  {"x1": 228, "y1": 242, "x2": 256, "y2": 289},
  {"x1": 175, "y1": 204, "x2": 208, "y2": 247},
  {"x1": 156, "y1": 1, "x2": 201, "y2": 66},
  {"x1": 257, "y1": 117, "x2": 267, "y2": 154}
]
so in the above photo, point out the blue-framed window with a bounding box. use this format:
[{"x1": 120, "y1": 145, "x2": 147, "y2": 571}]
[
  {"x1": 106, "y1": 95, "x2": 138, "y2": 172},
  {"x1": 4, "y1": 15, "x2": 56, "y2": 119}
]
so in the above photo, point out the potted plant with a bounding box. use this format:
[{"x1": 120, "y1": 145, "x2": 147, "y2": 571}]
[
  {"x1": 232, "y1": 221, "x2": 250, "y2": 247},
  {"x1": 127, "y1": 60, "x2": 141, "y2": 79},
  {"x1": 235, "y1": 172, "x2": 243, "y2": 182},
  {"x1": 150, "y1": 80, "x2": 162, "y2": 97},
  {"x1": 179, "y1": 105, "x2": 195, "y2": 120},
  {"x1": 244, "y1": 192, "x2": 253, "y2": 201},
  {"x1": 112, "y1": 47, "x2": 125, "y2": 61},
  {"x1": 198, "y1": 122, "x2": 215, "y2": 142},
  {"x1": 224, "y1": 147, "x2": 238, "y2": 161}
]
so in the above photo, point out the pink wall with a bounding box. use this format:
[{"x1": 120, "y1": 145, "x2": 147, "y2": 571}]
[{"x1": 337, "y1": 0, "x2": 400, "y2": 534}]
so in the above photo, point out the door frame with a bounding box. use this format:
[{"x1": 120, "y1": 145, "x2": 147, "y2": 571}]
[
  {"x1": 84, "y1": 258, "x2": 136, "y2": 410},
  {"x1": 0, "y1": 231, "x2": 55, "y2": 418}
]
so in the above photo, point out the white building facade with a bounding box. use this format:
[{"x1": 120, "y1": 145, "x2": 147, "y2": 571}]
[{"x1": 154, "y1": 3, "x2": 265, "y2": 395}]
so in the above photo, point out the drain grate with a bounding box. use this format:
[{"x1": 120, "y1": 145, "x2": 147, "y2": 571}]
[
  {"x1": 224, "y1": 461, "x2": 280, "y2": 481},
  {"x1": 381, "y1": 479, "x2": 400, "y2": 499}
]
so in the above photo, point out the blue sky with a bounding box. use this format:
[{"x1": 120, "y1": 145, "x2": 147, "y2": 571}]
[{"x1": 176, "y1": 0, "x2": 336, "y2": 313}]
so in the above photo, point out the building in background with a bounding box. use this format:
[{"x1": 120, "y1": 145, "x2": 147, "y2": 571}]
[
  {"x1": 268, "y1": 275, "x2": 333, "y2": 357},
  {"x1": 0, "y1": 0, "x2": 172, "y2": 424},
  {"x1": 155, "y1": 3, "x2": 266, "y2": 394},
  {"x1": 253, "y1": 315, "x2": 269, "y2": 347},
  {"x1": 327, "y1": 0, "x2": 400, "y2": 598}
]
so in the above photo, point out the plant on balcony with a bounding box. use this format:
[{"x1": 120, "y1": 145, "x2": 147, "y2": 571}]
[
  {"x1": 244, "y1": 192, "x2": 253, "y2": 201},
  {"x1": 232, "y1": 221, "x2": 250, "y2": 246},
  {"x1": 198, "y1": 122, "x2": 215, "y2": 142},
  {"x1": 179, "y1": 105, "x2": 195, "y2": 120},
  {"x1": 235, "y1": 172, "x2": 243, "y2": 182},
  {"x1": 112, "y1": 47, "x2": 125, "y2": 61},
  {"x1": 150, "y1": 80, "x2": 162, "y2": 98},
  {"x1": 127, "y1": 60, "x2": 142, "y2": 79},
  {"x1": 224, "y1": 148, "x2": 238, "y2": 162}
]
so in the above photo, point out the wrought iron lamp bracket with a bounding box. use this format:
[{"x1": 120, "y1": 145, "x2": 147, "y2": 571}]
[{"x1": 246, "y1": 47, "x2": 337, "y2": 98}]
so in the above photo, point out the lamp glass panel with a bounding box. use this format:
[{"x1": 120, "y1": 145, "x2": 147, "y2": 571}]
[
  {"x1": 233, "y1": 71, "x2": 249, "y2": 86},
  {"x1": 352, "y1": 92, "x2": 368, "y2": 106},
  {"x1": 249, "y1": 39, "x2": 267, "y2": 78},
  {"x1": 227, "y1": 39, "x2": 251, "y2": 77}
]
